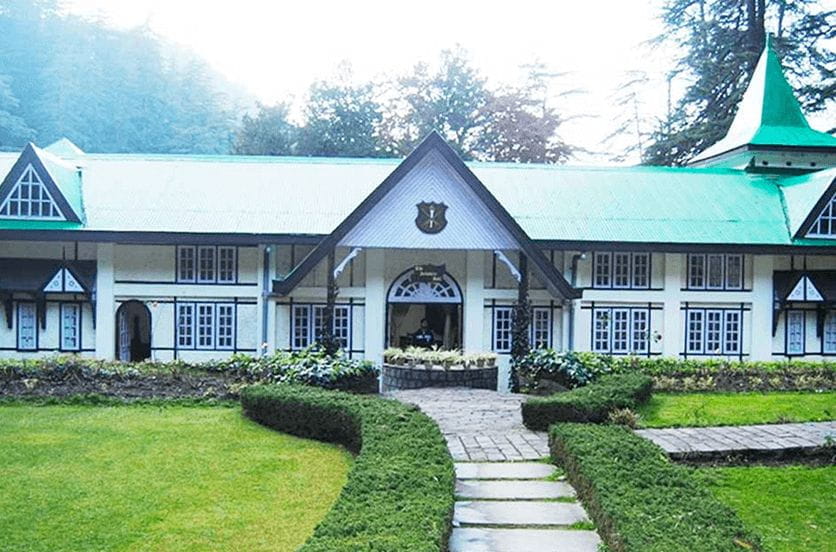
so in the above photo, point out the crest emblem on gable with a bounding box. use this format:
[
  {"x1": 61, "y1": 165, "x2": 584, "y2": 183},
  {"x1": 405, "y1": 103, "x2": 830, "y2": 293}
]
[{"x1": 415, "y1": 202, "x2": 448, "y2": 234}]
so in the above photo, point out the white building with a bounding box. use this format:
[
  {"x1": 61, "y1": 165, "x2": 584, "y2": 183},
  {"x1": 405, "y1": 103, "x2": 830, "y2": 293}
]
[{"x1": 1, "y1": 43, "x2": 834, "y2": 388}]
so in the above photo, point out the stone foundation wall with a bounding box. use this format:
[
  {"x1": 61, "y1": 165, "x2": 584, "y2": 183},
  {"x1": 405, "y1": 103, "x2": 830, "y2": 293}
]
[{"x1": 382, "y1": 364, "x2": 497, "y2": 392}]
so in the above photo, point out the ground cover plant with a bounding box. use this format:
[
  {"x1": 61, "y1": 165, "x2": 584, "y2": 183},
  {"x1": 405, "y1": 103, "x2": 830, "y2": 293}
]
[
  {"x1": 696, "y1": 465, "x2": 835, "y2": 552},
  {"x1": 550, "y1": 423, "x2": 760, "y2": 551},
  {"x1": 638, "y1": 391, "x2": 835, "y2": 428},
  {"x1": 241, "y1": 384, "x2": 455, "y2": 551},
  {"x1": 522, "y1": 373, "x2": 653, "y2": 429},
  {"x1": 0, "y1": 403, "x2": 351, "y2": 552}
]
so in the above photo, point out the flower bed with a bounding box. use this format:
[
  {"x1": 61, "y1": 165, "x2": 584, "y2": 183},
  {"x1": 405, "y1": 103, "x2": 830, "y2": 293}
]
[
  {"x1": 0, "y1": 348, "x2": 378, "y2": 400},
  {"x1": 241, "y1": 384, "x2": 455, "y2": 551},
  {"x1": 383, "y1": 347, "x2": 497, "y2": 369}
]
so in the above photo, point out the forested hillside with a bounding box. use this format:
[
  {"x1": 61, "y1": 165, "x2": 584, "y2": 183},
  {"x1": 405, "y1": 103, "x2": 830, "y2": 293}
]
[{"x1": 0, "y1": 0, "x2": 245, "y2": 153}]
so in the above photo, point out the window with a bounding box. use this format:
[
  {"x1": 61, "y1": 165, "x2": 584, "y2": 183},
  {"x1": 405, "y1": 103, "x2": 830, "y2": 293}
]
[
  {"x1": 218, "y1": 247, "x2": 236, "y2": 283},
  {"x1": 593, "y1": 252, "x2": 651, "y2": 289},
  {"x1": 808, "y1": 195, "x2": 835, "y2": 237},
  {"x1": 197, "y1": 246, "x2": 216, "y2": 283},
  {"x1": 593, "y1": 252, "x2": 611, "y2": 287},
  {"x1": 687, "y1": 254, "x2": 744, "y2": 290},
  {"x1": 177, "y1": 246, "x2": 196, "y2": 282},
  {"x1": 17, "y1": 302, "x2": 37, "y2": 350},
  {"x1": 196, "y1": 303, "x2": 215, "y2": 349},
  {"x1": 592, "y1": 307, "x2": 650, "y2": 354},
  {"x1": 824, "y1": 312, "x2": 836, "y2": 354},
  {"x1": 176, "y1": 304, "x2": 195, "y2": 348},
  {"x1": 292, "y1": 304, "x2": 350, "y2": 350},
  {"x1": 177, "y1": 246, "x2": 238, "y2": 283},
  {"x1": 60, "y1": 303, "x2": 80, "y2": 351},
  {"x1": 493, "y1": 307, "x2": 513, "y2": 353},
  {"x1": 177, "y1": 302, "x2": 235, "y2": 350},
  {"x1": 786, "y1": 311, "x2": 805, "y2": 355},
  {"x1": 531, "y1": 308, "x2": 552, "y2": 349},
  {"x1": 0, "y1": 165, "x2": 63, "y2": 219},
  {"x1": 685, "y1": 308, "x2": 743, "y2": 356},
  {"x1": 216, "y1": 304, "x2": 235, "y2": 349}
]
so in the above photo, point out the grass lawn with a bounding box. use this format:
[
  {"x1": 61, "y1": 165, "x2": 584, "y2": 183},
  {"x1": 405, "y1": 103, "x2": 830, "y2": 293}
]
[
  {"x1": 637, "y1": 391, "x2": 835, "y2": 428},
  {"x1": 696, "y1": 465, "x2": 835, "y2": 552},
  {"x1": 0, "y1": 404, "x2": 351, "y2": 552}
]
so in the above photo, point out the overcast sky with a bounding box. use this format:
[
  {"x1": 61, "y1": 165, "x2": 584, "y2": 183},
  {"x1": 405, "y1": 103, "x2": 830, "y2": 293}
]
[{"x1": 65, "y1": 0, "x2": 833, "y2": 165}]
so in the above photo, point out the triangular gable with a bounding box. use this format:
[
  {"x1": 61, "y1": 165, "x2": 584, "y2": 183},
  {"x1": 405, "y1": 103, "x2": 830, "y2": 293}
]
[
  {"x1": 0, "y1": 143, "x2": 82, "y2": 223},
  {"x1": 41, "y1": 267, "x2": 87, "y2": 293},
  {"x1": 800, "y1": 185, "x2": 836, "y2": 238},
  {"x1": 273, "y1": 132, "x2": 579, "y2": 299},
  {"x1": 786, "y1": 275, "x2": 823, "y2": 302}
]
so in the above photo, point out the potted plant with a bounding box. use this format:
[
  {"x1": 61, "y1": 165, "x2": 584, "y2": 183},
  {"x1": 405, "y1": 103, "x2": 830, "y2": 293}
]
[{"x1": 383, "y1": 348, "x2": 402, "y2": 366}]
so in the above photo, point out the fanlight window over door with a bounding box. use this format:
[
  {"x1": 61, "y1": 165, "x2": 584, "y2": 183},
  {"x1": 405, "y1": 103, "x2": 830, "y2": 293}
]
[{"x1": 388, "y1": 271, "x2": 462, "y2": 304}]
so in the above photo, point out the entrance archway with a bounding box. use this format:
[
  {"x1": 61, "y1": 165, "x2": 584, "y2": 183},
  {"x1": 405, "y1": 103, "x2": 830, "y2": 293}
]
[
  {"x1": 115, "y1": 300, "x2": 151, "y2": 362},
  {"x1": 386, "y1": 269, "x2": 462, "y2": 349}
]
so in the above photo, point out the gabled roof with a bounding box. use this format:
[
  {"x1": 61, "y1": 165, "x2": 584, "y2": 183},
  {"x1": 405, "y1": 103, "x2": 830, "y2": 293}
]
[
  {"x1": 44, "y1": 138, "x2": 85, "y2": 159},
  {"x1": 779, "y1": 168, "x2": 836, "y2": 238},
  {"x1": 774, "y1": 271, "x2": 836, "y2": 303},
  {"x1": 0, "y1": 143, "x2": 84, "y2": 226},
  {"x1": 272, "y1": 132, "x2": 580, "y2": 299},
  {"x1": 690, "y1": 36, "x2": 836, "y2": 166},
  {"x1": 0, "y1": 259, "x2": 96, "y2": 295}
]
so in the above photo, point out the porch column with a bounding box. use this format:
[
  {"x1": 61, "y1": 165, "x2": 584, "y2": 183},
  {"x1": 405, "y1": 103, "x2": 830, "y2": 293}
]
[
  {"x1": 364, "y1": 248, "x2": 385, "y2": 366},
  {"x1": 463, "y1": 250, "x2": 485, "y2": 353},
  {"x1": 95, "y1": 242, "x2": 115, "y2": 360},
  {"x1": 750, "y1": 255, "x2": 773, "y2": 360}
]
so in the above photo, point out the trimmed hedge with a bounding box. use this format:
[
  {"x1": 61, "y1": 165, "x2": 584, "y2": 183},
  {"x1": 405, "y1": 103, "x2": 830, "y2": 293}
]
[
  {"x1": 240, "y1": 384, "x2": 455, "y2": 551},
  {"x1": 550, "y1": 423, "x2": 760, "y2": 551},
  {"x1": 522, "y1": 373, "x2": 653, "y2": 430}
]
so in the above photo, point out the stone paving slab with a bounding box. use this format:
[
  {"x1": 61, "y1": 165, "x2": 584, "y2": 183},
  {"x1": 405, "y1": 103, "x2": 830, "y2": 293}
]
[
  {"x1": 456, "y1": 462, "x2": 557, "y2": 480},
  {"x1": 449, "y1": 528, "x2": 601, "y2": 552},
  {"x1": 454, "y1": 501, "x2": 589, "y2": 526},
  {"x1": 389, "y1": 388, "x2": 550, "y2": 461},
  {"x1": 636, "y1": 421, "x2": 836, "y2": 456},
  {"x1": 456, "y1": 480, "x2": 576, "y2": 500}
]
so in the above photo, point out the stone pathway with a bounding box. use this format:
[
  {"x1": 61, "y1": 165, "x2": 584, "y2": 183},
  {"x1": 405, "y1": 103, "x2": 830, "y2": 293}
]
[
  {"x1": 389, "y1": 388, "x2": 549, "y2": 461},
  {"x1": 636, "y1": 421, "x2": 836, "y2": 460},
  {"x1": 388, "y1": 388, "x2": 600, "y2": 551}
]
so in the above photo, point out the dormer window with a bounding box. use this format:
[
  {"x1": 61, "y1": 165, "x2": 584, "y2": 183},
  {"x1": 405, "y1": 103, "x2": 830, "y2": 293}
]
[
  {"x1": 807, "y1": 194, "x2": 835, "y2": 238},
  {"x1": 0, "y1": 165, "x2": 64, "y2": 219}
]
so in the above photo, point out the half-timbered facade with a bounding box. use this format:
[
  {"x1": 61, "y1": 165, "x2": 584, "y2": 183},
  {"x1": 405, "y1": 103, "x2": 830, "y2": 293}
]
[{"x1": 1, "y1": 42, "x2": 834, "y2": 388}]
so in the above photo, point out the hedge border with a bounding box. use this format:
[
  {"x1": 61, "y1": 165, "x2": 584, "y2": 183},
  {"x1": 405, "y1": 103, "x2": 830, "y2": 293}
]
[
  {"x1": 240, "y1": 384, "x2": 455, "y2": 551},
  {"x1": 550, "y1": 423, "x2": 761, "y2": 552},
  {"x1": 522, "y1": 373, "x2": 653, "y2": 430}
]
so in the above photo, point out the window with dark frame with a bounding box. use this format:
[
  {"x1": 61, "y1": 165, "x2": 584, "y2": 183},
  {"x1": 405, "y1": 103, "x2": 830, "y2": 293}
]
[
  {"x1": 592, "y1": 307, "x2": 651, "y2": 355},
  {"x1": 292, "y1": 304, "x2": 350, "y2": 350},
  {"x1": 176, "y1": 303, "x2": 195, "y2": 348},
  {"x1": 686, "y1": 254, "x2": 744, "y2": 290},
  {"x1": 177, "y1": 246, "x2": 238, "y2": 283},
  {"x1": 16, "y1": 302, "x2": 37, "y2": 350},
  {"x1": 0, "y1": 165, "x2": 63, "y2": 219},
  {"x1": 684, "y1": 307, "x2": 742, "y2": 355},
  {"x1": 592, "y1": 252, "x2": 650, "y2": 289},
  {"x1": 824, "y1": 312, "x2": 836, "y2": 354},
  {"x1": 492, "y1": 306, "x2": 552, "y2": 352},
  {"x1": 808, "y1": 195, "x2": 835, "y2": 237},
  {"x1": 493, "y1": 307, "x2": 513, "y2": 353},
  {"x1": 786, "y1": 310, "x2": 805, "y2": 355},
  {"x1": 177, "y1": 302, "x2": 235, "y2": 350}
]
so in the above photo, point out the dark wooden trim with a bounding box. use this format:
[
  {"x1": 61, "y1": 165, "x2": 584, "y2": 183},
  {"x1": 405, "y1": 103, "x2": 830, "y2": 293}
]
[
  {"x1": 0, "y1": 229, "x2": 322, "y2": 246},
  {"x1": 794, "y1": 178, "x2": 836, "y2": 239}
]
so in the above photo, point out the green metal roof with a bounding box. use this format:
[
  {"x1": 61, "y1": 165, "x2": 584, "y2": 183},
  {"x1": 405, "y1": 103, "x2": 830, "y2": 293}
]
[{"x1": 691, "y1": 37, "x2": 836, "y2": 163}]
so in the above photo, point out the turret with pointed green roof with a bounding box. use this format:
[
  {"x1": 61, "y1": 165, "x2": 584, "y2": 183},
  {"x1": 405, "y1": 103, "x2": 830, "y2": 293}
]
[{"x1": 689, "y1": 36, "x2": 836, "y2": 170}]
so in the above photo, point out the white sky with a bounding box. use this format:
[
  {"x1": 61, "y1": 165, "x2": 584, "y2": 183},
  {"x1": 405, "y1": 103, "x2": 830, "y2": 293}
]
[{"x1": 65, "y1": 0, "x2": 833, "y2": 165}]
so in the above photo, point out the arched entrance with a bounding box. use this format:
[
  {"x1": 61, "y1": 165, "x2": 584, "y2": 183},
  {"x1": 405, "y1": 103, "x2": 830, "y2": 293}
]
[
  {"x1": 386, "y1": 268, "x2": 462, "y2": 349},
  {"x1": 115, "y1": 301, "x2": 151, "y2": 362}
]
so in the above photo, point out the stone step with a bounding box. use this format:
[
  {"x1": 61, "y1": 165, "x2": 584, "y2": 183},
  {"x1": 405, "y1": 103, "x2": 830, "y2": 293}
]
[
  {"x1": 456, "y1": 479, "x2": 575, "y2": 500},
  {"x1": 449, "y1": 527, "x2": 601, "y2": 552},
  {"x1": 455, "y1": 462, "x2": 557, "y2": 480},
  {"x1": 454, "y1": 501, "x2": 589, "y2": 527}
]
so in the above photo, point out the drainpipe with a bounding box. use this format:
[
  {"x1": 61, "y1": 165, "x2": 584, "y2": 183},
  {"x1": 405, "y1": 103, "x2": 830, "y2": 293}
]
[
  {"x1": 260, "y1": 245, "x2": 271, "y2": 356},
  {"x1": 567, "y1": 252, "x2": 587, "y2": 351}
]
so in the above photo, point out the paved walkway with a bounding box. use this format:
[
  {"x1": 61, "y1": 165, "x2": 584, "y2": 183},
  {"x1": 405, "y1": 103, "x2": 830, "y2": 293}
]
[
  {"x1": 636, "y1": 421, "x2": 836, "y2": 459},
  {"x1": 389, "y1": 388, "x2": 549, "y2": 461},
  {"x1": 389, "y1": 388, "x2": 600, "y2": 551}
]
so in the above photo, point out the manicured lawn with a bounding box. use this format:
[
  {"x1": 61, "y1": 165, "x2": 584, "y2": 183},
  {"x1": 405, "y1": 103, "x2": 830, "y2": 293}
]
[
  {"x1": 637, "y1": 391, "x2": 835, "y2": 427},
  {"x1": 0, "y1": 404, "x2": 351, "y2": 551},
  {"x1": 697, "y1": 465, "x2": 835, "y2": 552}
]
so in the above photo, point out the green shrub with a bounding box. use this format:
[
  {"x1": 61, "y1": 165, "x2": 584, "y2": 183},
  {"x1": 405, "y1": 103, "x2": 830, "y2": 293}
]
[
  {"x1": 549, "y1": 423, "x2": 760, "y2": 551},
  {"x1": 515, "y1": 349, "x2": 613, "y2": 392},
  {"x1": 522, "y1": 373, "x2": 653, "y2": 430},
  {"x1": 240, "y1": 384, "x2": 455, "y2": 551}
]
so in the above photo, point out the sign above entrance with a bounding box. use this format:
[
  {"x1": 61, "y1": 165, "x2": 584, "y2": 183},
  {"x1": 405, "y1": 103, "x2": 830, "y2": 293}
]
[
  {"x1": 411, "y1": 264, "x2": 446, "y2": 284},
  {"x1": 415, "y1": 201, "x2": 448, "y2": 234}
]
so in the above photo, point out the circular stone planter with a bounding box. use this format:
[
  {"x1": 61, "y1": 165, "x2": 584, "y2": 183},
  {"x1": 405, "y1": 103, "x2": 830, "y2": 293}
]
[{"x1": 381, "y1": 363, "x2": 498, "y2": 392}]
